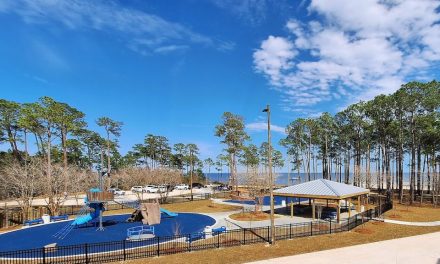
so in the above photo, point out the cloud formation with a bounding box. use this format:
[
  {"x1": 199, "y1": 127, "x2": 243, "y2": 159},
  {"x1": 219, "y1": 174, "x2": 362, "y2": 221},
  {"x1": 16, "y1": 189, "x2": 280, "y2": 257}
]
[
  {"x1": 253, "y1": 0, "x2": 440, "y2": 111},
  {"x1": 1, "y1": 0, "x2": 228, "y2": 55},
  {"x1": 246, "y1": 122, "x2": 286, "y2": 135}
]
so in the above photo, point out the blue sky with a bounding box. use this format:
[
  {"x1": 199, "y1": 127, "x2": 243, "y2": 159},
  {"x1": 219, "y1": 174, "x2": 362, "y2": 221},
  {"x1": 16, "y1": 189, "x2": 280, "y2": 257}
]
[{"x1": 1, "y1": 0, "x2": 440, "y2": 168}]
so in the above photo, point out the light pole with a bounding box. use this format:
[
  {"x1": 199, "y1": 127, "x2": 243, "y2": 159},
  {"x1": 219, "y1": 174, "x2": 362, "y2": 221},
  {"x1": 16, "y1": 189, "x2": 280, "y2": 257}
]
[
  {"x1": 190, "y1": 148, "x2": 193, "y2": 201},
  {"x1": 263, "y1": 104, "x2": 275, "y2": 245}
]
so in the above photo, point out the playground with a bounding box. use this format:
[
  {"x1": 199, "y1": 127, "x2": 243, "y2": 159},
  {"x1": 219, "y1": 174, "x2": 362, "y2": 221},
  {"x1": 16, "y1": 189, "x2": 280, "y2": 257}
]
[
  {"x1": 0, "y1": 212, "x2": 215, "y2": 252},
  {"x1": 0, "y1": 182, "x2": 216, "y2": 255}
]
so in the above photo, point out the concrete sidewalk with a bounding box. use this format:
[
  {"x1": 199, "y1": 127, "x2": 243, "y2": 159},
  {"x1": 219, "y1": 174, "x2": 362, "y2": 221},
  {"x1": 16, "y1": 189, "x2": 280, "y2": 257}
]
[{"x1": 246, "y1": 231, "x2": 440, "y2": 264}]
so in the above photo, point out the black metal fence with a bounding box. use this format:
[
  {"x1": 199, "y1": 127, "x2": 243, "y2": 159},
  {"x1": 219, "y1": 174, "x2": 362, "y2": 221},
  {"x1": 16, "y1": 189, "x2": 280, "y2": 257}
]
[{"x1": 0, "y1": 202, "x2": 392, "y2": 264}]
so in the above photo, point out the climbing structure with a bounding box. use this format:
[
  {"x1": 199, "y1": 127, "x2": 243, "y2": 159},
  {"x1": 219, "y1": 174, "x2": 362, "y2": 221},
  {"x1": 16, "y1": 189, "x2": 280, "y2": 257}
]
[{"x1": 53, "y1": 189, "x2": 114, "y2": 239}]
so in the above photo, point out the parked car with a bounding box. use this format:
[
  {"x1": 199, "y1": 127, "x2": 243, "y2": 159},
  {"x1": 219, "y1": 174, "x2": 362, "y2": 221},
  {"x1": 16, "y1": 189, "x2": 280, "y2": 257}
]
[
  {"x1": 131, "y1": 186, "x2": 145, "y2": 193},
  {"x1": 191, "y1": 183, "x2": 204, "y2": 189},
  {"x1": 174, "y1": 184, "x2": 189, "y2": 190},
  {"x1": 157, "y1": 185, "x2": 168, "y2": 193},
  {"x1": 216, "y1": 185, "x2": 230, "y2": 191},
  {"x1": 321, "y1": 210, "x2": 337, "y2": 220},
  {"x1": 144, "y1": 185, "x2": 159, "y2": 193},
  {"x1": 109, "y1": 188, "x2": 125, "y2": 196}
]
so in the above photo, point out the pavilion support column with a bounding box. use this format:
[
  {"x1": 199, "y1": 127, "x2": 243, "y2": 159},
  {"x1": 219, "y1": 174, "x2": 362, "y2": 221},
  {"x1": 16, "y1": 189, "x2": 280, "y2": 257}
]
[
  {"x1": 312, "y1": 199, "x2": 315, "y2": 221},
  {"x1": 347, "y1": 199, "x2": 351, "y2": 218},
  {"x1": 357, "y1": 196, "x2": 361, "y2": 212},
  {"x1": 326, "y1": 200, "x2": 329, "y2": 207},
  {"x1": 337, "y1": 200, "x2": 340, "y2": 223},
  {"x1": 290, "y1": 202, "x2": 294, "y2": 218}
]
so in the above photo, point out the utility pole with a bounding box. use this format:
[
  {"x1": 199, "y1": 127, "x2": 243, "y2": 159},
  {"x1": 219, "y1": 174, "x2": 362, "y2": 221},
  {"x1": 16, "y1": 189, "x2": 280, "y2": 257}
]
[
  {"x1": 263, "y1": 104, "x2": 275, "y2": 245},
  {"x1": 190, "y1": 149, "x2": 193, "y2": 201}
]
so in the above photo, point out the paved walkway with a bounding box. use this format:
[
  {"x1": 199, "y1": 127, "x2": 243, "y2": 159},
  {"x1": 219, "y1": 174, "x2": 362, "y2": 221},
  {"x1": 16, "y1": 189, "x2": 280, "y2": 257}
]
[
  {"x1": 246, "y1": 231, "x2": 440, "y2": 264},
  {"x1": 383, "y1": 218, "x2": 440, "y2": 226}
]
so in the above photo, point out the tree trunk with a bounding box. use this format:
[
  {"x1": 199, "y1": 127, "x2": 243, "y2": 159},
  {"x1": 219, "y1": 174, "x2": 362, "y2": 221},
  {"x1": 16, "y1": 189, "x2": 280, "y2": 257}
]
[
  {"x1": 366, "y1": 144, "x2": 371, "y2": 188},
  {"x1": 344, "y1": 148, "x2": 350, "y2": 184},
  {"x1": 62, "y1": 128, "x2": 68, "y2": 169},
  {"x1": 410, "y1": 114, "x2": 416, "y2": 204},
  {"x1": 417, "y1": 145, "x2": 421, "y2": 196}
]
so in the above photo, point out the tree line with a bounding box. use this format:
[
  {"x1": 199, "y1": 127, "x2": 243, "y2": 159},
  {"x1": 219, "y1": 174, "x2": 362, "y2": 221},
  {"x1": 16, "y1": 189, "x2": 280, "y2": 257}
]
[
  {"x1": 0, "y1": 96, "x2": 207, "y2": 217},
  {"x1": 280, "y1": 81, "x2": 440, "y2": 204}
]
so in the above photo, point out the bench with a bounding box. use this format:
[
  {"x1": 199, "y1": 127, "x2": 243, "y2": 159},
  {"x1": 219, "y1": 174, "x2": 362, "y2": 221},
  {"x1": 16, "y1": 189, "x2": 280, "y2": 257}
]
[
  {"x1": 186, "y1": 232, "x2": 206, "y2": 243},
  {"x1": 127, "y1": 225, "x2": 155, "y2": 241},
  {"x1": 51, "y1": 215, "x2": 69, "y2": 222},
  {"x1": 24, "y1": 218, "x2": 43, "y2": 226},
  {"x1": 212, "y1": 226, "x2": 226, "y2": 236}
]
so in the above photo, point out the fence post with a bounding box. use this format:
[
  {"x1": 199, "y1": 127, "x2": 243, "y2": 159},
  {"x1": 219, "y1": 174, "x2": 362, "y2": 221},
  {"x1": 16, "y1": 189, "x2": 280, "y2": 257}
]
[
  {"x1": 85, "y1": 243, "x2": 89, "y2": 264},
  {"x1": 355, "y1": 214, "x2": 358, "y2": 227},
  {"x1": 243, "y1": 228, "x2": 246, "y2": 245},
  {"x1": 289, "y1": 223, "x2": 292, "y2": 239},
  {"x1": 123, "y1": 239, "x2": 126, "y2": 261},
  {"x1": 267, "y1": 226, "x2": 270, "y2": 243},
  {"x1": 217, "y1": 232, "x2": 220, "y2": 248},
  {"x1": 42, "y1": 247, "x2": 46, "y2": 264},
  {"x1": 329, "y1": 219, "x2": 332, "y2": 234},
  {"x1": 310, "y1": 221, "x2": 313, "y2": 236},
  {"x1": 189, "y1": 235, "x2": 192, "y2": 252},
  {"x1": 156, "y1": 236, "x2": 160, "y2": 256}
]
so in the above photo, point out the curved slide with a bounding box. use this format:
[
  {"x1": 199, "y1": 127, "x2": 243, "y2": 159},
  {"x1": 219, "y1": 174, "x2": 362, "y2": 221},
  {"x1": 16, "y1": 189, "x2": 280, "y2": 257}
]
[
  {"x1": 160, "y1": 208, "x2": 178, "y2": 217},
  {"x1": 71, "y1": 208, "x2": 101, "y2": 226}
]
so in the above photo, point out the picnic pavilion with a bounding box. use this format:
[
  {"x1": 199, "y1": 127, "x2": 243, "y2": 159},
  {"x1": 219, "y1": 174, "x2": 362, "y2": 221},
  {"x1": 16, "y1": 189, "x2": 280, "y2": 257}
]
[{"x1": 273, "y1": 179, "x2": 370, "y2": 223}]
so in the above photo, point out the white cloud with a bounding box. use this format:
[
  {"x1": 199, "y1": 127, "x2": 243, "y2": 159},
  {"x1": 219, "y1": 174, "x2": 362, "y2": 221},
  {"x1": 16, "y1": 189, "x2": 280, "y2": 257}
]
[
  {"x1": 1, "y1": 0, "x2": 229, "y2": 55},
  {"x1": 253, "y1": 0, "x2": 440, "y2": 111},
  {"x1": 246, "y1": 122, "x2": 286, "y2": 135},
  {"x1": 253, "y1": 36, "x2": 297, "y2": 85},
  {"x1": 154, "y1": 45, "x2": 189, "y2": 54}
]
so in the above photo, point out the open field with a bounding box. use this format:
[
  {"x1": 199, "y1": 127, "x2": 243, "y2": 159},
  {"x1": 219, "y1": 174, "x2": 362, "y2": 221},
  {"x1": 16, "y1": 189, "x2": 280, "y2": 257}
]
[
  {"x1": 101, "y1": 199, "x2": 241, "y2": 216},
  {"x1": 121, "y1": 222, "x2": 440, "y2": 264},
  {"x1": 160, "y1": 199, "x2": 241, "y2": 213},
  {"x1": 384, "y1": 202, "x2": 440, "y2": 222}
]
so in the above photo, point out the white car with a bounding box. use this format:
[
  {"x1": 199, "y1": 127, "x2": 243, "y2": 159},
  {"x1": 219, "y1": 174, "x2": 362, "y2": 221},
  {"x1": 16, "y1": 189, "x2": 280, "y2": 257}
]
[
  {"x1": 131, "y1": 186, "x2": 145, "y2": 193},
  {"x1": 109, "y1": 188, "x2": 125, "y2": 196},
  {"x1": 157, "y1": 185, "x2": 168, "y2": 193},
  {"x1": 174, "y1": 184, "x2": 189, "y2": 190},
  {"x1": 144, "y1": 185, "x2": 159, "y2": 193}
]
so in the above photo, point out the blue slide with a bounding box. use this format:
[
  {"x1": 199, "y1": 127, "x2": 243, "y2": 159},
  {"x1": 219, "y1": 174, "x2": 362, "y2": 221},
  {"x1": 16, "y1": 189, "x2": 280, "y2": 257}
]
[
  {"x1": 71, "y1": 203, "x2": 103, "y2": 226},
  {"x1": 160, "y1": 208, "x2": 178, "y2": 217}
]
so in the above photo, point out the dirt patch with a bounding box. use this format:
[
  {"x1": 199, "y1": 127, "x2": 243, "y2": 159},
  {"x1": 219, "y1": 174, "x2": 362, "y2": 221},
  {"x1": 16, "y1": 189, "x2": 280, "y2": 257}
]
[
  {"x1": 229, "y1": 212, "x2": 274, "y2": 221},
  {"x1": 354, "y1": 228, "x2": 374, "y2": 234},
  {"x1": 395, "y1": 209, "x2": 413, "y2": 213},
  {"x1": 388, "y1": 214, "x2": 402, "y2": 219},
  {"x1": 371, "y1": 221, "x2": 385, "y2": 226}
]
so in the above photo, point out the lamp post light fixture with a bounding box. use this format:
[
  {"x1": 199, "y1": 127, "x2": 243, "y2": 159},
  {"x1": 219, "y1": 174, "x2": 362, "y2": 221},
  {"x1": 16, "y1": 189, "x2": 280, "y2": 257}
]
[{"x1": 263, "y1": 104, "x2": 275, "y2": 245}]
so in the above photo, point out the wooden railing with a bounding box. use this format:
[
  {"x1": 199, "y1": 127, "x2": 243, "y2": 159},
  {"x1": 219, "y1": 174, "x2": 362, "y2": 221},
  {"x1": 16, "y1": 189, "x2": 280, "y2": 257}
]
[{"x1": 86, "y1": 191, "x2": 114, "y2": 202}]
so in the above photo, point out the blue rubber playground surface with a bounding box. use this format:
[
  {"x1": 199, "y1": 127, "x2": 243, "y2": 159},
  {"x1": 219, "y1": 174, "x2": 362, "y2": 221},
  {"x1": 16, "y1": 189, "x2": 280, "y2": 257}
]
[
  {"x1": 225, "y1": 196, "x2": 307, "y2": 205},
  {"x1": 0, "y1": 213, "x2": 215, "y2": 253}
]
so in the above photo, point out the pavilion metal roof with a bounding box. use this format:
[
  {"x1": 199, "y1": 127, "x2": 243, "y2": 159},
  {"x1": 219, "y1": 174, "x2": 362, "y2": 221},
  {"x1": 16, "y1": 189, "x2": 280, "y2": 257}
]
[{"x1": 273, "y1": 179, "x2": 369, "y2": 199}]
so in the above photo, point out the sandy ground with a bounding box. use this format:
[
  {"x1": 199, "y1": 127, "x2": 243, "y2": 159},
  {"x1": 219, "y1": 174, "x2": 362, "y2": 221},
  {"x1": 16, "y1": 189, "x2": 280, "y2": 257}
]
[{"x1": 246, "y1": 231, "x2": 440, "y2": 264}]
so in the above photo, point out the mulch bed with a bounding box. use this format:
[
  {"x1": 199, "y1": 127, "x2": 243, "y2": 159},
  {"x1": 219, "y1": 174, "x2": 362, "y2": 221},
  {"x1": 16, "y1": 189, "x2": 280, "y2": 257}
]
[{"x1": 230, "y1": 212, "x2": 271, "y2": 221}]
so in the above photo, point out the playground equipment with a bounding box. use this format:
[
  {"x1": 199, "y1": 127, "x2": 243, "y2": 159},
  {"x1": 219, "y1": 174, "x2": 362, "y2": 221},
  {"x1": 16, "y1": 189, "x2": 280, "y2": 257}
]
[
  {"x1": 212, "y1": 226, "x2": 226, "y2": 236},
  {"x1": 160, "y1": 208, "x2": 178, "y2": 217},
  {"x1": 120, "y1": 199, "x2": 178, "y2": 223},
  {"x1": 126, "y1": 225, "x2": 155, "y2": 240},
  {"x1": 53, "y1": 189, "x2": 113, "y2": 239},
  {"x1": 186, "y1": 231, "x2": 206, "y2": 243}
]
